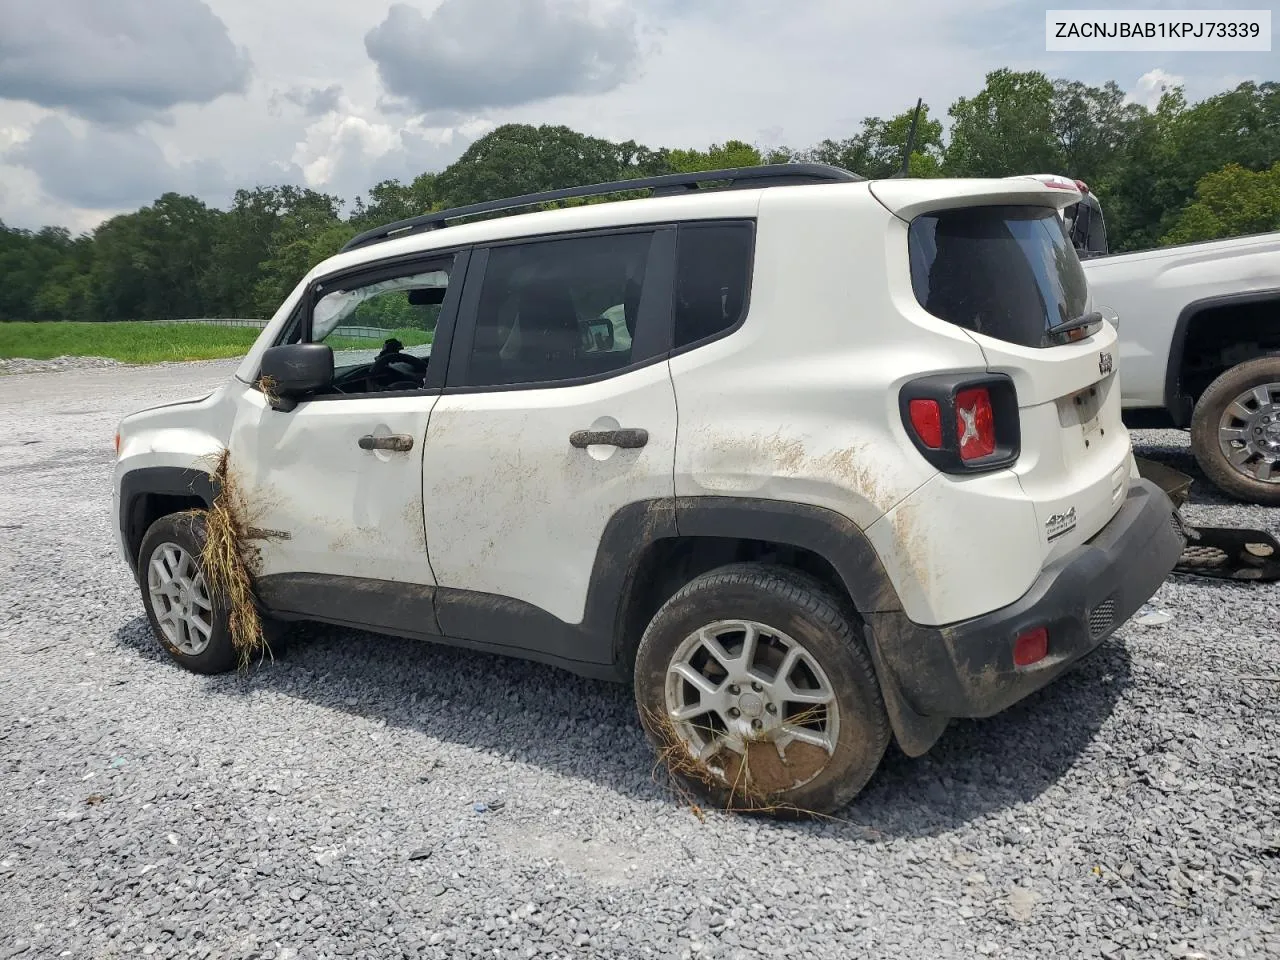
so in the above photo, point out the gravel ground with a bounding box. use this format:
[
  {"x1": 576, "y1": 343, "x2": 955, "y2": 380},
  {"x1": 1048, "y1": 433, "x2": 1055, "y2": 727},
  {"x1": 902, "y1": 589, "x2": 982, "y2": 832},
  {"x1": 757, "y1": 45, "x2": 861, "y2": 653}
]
[
  {"x1": 1, "y1": 362, "x2": 1277, "y2": 960},
  {"x1": 0, "y1": 355, "x2": 126, "y2": 376}
]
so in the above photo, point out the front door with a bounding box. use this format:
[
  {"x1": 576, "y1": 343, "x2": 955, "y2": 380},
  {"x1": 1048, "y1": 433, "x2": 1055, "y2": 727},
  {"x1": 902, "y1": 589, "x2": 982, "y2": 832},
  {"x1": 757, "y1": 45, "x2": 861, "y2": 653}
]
[
  {"x1": 227, "y1": 252, "x2": 464, "y2": 597},
  {"x1": 423, "y1": 228, "x2": 678, "y2": 659}
]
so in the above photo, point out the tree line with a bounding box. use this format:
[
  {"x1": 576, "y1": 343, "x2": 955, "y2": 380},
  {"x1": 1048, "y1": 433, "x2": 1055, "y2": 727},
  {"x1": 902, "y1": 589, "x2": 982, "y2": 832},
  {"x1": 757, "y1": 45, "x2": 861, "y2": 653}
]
[{"x1": 1, "y1": 69, "x2": 1277, "y2": 324}]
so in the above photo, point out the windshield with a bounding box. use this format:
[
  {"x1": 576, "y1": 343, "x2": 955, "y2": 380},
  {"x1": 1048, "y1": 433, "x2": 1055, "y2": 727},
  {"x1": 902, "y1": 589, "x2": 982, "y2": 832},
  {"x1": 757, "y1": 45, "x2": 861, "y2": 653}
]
[
  {"x1": 908, "y1": 205, "x2": 1089, "y2": 348},
  {"x1": 312, "y1": 269, "x2": 450, "y2": 341}
]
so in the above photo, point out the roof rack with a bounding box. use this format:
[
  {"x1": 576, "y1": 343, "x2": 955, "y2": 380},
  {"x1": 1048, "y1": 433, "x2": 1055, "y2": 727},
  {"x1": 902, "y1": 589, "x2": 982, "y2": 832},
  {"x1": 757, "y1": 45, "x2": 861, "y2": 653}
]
[{"x1": 340, "y1": 162, "x2": 862, "y2": 253}]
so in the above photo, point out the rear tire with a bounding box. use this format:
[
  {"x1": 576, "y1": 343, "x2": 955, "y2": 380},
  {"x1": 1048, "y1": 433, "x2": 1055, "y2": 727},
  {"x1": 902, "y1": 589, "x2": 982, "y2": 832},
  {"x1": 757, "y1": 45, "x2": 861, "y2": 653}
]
[
  {"x1": 1190, "y1": 357, "x2": 1280, "y2": 506},
  {"x1": 634, "y1": 563, "x2": 890, "y2": 816}
]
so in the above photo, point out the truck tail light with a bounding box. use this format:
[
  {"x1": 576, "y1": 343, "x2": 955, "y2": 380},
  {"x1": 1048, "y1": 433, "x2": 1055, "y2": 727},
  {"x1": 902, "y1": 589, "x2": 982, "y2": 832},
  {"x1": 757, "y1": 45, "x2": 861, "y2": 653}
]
[{"x1": 899, "y1": 374, "x2": 1019, "y2": 474}]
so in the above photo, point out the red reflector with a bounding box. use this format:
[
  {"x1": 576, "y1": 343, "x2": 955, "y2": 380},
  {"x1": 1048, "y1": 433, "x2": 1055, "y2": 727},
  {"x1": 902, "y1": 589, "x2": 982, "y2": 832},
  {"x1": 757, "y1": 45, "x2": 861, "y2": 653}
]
[
  {"x1": 955, "y1": 387, "x2": 995, "y2": 460},
  {"x1": 1013, "y1": 627, "x2": 1049, "y2": 667},
  {"x1": 908, "y1": 399, "x2": 943, "y2": 449}
]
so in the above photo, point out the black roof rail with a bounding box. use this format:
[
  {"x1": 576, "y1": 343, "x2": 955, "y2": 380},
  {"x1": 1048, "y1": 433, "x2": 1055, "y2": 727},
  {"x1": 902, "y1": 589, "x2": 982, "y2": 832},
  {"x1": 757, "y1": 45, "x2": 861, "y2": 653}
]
[{"x1": 340, "y1": 162, "x2": 861, "y2": 253}]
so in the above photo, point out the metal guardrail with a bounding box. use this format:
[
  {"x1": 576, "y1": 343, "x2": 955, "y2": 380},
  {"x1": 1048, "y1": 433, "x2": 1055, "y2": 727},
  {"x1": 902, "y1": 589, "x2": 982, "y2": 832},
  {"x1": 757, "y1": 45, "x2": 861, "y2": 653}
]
[
  {"x1": 330, "y1": 325, "x2": 401, "y2": 340},
  {"x1": 139, "y1": 319, "x2": 405, "y2": 340},
  {"x1": 142, "y1": 318, "x2": 269, "y2": 329}
]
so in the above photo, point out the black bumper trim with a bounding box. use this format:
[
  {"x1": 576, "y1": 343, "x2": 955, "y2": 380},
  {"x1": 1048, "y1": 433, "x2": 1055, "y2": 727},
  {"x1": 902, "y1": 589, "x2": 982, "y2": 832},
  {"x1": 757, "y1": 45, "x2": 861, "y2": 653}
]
[{"x1": 869, "y1": 478, "x2": 1183, "y2": 719}]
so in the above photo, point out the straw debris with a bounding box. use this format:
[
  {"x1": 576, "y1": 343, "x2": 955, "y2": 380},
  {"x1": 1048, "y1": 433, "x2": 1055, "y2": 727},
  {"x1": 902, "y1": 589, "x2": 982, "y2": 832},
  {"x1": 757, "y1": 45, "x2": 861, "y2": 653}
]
[
  {"x1": 195, "y1": 449, "x2": 271, "y2": 668},
  {"x1": 257, "y1": 375, "x2": 281, "y2": 406},
  {"x1": 642, "y1": 706, "x2": 837, "y2": 820}
]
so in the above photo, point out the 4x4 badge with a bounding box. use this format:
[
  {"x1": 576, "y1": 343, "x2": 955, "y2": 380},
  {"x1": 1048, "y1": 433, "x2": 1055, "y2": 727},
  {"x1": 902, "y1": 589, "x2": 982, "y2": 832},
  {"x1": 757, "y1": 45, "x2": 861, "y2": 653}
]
[
  {"x1": 1099, "y1": 352, "x2": 1114, "y2": 376},
  {"x1": 1045, "y1": 507, "x2": 1078, "y2": 542}
]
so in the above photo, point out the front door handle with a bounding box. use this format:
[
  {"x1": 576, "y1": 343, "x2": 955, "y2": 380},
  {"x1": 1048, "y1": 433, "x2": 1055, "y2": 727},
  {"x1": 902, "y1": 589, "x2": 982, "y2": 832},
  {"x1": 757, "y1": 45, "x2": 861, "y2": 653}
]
[
  {"x1": 569, "y1": 428, "x2": 648, "y2": 449},
  {"x1": 359, "y1": 434, "x2": 414, "y2": 452}
]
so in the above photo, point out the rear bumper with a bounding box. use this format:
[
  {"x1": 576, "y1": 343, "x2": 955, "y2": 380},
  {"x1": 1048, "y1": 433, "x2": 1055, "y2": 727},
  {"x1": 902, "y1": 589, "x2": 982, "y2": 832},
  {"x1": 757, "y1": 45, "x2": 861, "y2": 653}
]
[{"x1": 870, "y1": 478, "x2": 1183, "y2": 719}]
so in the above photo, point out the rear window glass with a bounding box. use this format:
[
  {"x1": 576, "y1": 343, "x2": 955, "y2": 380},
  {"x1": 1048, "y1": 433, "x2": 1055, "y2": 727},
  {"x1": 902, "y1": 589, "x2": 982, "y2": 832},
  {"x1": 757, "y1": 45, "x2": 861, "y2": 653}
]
[
  {"x1": 674, "y1": 223, "x2": 753, "y2": 349},
  {"x1": 908, "y1": 205, "x2": 1089, "y2": 348}
]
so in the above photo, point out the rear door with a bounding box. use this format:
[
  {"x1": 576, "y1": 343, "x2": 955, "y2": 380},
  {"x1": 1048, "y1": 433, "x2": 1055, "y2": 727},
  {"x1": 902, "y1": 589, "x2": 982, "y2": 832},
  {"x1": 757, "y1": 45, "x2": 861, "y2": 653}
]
[
  {"x1": 877, "y1": 182, "x2": 1131, "y2": 560},
  {"x1": 421, "y1": 227, "x2": 678, "y2": 660}
]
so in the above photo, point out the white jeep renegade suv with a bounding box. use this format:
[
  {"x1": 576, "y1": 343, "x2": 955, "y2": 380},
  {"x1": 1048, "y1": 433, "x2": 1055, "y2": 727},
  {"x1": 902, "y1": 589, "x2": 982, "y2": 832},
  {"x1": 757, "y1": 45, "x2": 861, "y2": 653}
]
[{"x1": 113, "y1": 164, "x2": 1184, "y2": 815}]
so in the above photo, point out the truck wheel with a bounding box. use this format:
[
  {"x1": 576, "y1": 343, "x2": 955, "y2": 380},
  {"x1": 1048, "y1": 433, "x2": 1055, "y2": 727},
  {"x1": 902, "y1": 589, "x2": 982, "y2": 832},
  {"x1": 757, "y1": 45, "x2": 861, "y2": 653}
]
[
  {"x1": 1190, "y1": 357, "x2": 1280, "y2": 506},
  {"x1": 634, "y1": 564, "x2": 890, "y2": 817},
  {"x1": 138, "y1": 512, "x2": 238, "y2": 674}
]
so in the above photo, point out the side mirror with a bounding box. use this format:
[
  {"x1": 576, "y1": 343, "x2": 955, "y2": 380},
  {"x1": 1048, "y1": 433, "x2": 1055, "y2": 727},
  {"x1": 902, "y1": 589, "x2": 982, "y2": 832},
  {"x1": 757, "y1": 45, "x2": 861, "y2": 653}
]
[
  {"x1": 407, "y1": 287, "x2": 447, "y2": 306},
  {"x1": 1070, "y1": 203, "x2": 1092, "y2": 251},
  {"x1": 259, "y1": 343, "x2": 333, "y2": 411}
]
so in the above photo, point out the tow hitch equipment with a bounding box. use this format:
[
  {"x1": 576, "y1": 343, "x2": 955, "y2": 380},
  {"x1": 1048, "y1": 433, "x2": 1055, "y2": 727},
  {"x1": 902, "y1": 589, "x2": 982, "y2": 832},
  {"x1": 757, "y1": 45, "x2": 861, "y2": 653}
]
[{"x1": 1137, "y1": 457, "x2": 1280, "y2": 583}]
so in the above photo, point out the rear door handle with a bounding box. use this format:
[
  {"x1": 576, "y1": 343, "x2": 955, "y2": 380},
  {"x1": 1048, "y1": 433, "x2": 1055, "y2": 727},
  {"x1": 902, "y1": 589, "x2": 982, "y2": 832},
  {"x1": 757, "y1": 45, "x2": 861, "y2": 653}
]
[
  {"x1": 359, "y1": 434, "x2": 414, "y2": 452},
  {"x1": 569, "y1": 428, "x2": 649, "y2": 449}
]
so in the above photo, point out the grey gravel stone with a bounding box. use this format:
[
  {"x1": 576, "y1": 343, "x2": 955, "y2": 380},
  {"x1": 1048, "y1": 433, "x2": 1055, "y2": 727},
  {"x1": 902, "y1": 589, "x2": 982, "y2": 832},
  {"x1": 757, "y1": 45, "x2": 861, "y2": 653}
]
[
  {"x1": 0, "y1": 354, "x2": 125, "y2": 376},
  {"x1": 0, "y1": 366, "x2": 1277, "y2": 960}
]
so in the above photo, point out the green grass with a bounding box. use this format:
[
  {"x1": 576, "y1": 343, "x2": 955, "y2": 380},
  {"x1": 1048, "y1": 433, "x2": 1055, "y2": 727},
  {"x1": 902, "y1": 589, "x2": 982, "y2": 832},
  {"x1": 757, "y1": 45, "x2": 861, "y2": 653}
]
[
  {"x1": 328, "y1": 329, "x2": 431, "y2": 351},
  {"x1": 0, "y1": 322, "x2": 431, "y2": 365}
]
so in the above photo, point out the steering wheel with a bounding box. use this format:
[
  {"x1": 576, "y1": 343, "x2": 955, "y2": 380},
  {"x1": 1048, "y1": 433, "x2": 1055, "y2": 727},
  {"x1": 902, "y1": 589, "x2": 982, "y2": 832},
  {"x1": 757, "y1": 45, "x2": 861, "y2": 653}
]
[{"x1": 369, "y1": 350, "x2": 428, "y2": 390}]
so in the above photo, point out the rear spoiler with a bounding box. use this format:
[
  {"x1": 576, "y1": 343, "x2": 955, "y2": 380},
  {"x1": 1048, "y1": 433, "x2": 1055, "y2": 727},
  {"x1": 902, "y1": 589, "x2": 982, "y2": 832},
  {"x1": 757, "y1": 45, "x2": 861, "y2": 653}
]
[{"x1": 867, "y1": 177, "x2": 1082, "y2": 221}]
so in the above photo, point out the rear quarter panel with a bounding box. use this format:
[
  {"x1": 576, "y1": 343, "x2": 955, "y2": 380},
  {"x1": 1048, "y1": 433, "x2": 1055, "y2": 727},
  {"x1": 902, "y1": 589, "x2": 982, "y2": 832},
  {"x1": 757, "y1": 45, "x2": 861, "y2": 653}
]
[
  {"x1": 671, "y1": 186, "x2": 1052, "y2": 625},
  {"x1": 670, "y1": 186, "x2": 980, "y2": 531}
]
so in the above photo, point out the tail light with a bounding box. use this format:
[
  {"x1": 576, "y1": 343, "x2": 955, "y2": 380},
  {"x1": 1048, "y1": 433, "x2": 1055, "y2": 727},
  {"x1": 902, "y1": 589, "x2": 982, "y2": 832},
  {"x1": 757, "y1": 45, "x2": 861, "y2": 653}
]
[
  {"x1": 907, "y1": 399, "x2": 943, "y2": 449},
  {"x1": 955, "y1": 387, "x2": 995, "y2": 460},
  {"x1": 1013, "y1": 627, "x2": 1049, "y2": 667},
  {"x1": 899, "y1": 373, "x2": 1019, "y2": 473}
]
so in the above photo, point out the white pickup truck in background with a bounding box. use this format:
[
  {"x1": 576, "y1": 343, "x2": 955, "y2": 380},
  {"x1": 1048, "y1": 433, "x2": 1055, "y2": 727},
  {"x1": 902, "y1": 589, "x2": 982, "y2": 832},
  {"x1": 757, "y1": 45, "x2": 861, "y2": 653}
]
[{"x1": 1027, "y1": 175, "x2": 1280, "y2": 506}]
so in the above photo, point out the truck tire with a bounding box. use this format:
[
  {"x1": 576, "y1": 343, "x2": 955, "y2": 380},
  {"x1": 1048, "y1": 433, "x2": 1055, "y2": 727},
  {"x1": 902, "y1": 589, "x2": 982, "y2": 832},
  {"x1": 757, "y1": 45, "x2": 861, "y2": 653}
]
[
  {"x1": 1190, "y1": 357, "x2": 1280, "y2": 506},
  {"x1": 633, "y1": 563, "x2": 890, "y2": 817}
]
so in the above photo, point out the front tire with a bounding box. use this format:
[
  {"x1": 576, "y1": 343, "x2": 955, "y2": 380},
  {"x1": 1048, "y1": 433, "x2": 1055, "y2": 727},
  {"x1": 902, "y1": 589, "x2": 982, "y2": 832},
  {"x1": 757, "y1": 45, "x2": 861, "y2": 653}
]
[
  {"x1": 138, "y1": 512, "x2": 238, "y2": 674},
  {"x1": 634, "y1": 564, "x2": 890, "y2": 816},
  {"x1": 1190, "y1": 357, "x2": 1280, "y2": 506}
]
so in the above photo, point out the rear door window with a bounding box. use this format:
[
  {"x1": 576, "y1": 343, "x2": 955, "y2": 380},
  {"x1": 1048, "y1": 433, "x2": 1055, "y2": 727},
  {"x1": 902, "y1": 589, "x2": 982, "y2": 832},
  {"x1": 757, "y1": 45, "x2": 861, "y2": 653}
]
[
  {"x1": 457, "y1": 231, "x2": 655, "y2": 388},
  {"x1": 673, "y1": 222, "x2": 753, "y2": 349},
  {"x1": 908, "y1": 205, "x2": 1089, "y2": 348}
]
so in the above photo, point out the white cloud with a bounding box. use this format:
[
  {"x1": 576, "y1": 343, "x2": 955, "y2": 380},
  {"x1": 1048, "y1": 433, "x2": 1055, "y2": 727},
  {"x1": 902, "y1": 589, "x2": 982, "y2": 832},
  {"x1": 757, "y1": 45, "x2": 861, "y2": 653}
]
[
  {"x1": 366, "y1": 0, "x2": 641, "y2": 114},
  {"x1": 282, "y1": 84, "x2": 345, "y2": 118},
  {"x1": 9, "y1": 116, "x2": 230, "y2": 209},
  {"x1": 287, "y1": 93, "x2": 493, "y2": 202},
  {"x1": 1, "y1": 0, "x2": 1276, "y2": 231},
  {"x1": 0, "y1": 0, "x2": 250, "y2": 124},
  {"x1": 1126, "y1": 68, "x2": 1185, "y2": 110}
]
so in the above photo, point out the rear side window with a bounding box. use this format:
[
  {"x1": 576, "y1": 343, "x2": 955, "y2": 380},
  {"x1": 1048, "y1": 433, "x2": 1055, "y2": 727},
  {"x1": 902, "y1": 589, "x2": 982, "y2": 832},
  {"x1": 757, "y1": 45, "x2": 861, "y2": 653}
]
[
  {"x1": 908, "y1": 205, "x2": 1089, "y2": 348},
  {"x1": 674, "y1": 222, "x2": 753, "y2": 349},
  {"x1": 460, "y1": 231, "x2": 654, "y2": 388}
]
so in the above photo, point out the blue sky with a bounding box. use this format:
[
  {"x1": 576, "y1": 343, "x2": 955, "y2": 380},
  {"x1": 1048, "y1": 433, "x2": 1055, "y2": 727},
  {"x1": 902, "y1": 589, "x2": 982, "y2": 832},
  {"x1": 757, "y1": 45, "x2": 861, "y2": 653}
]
[{"x1": 0, "y1": 0, "x2": 1273, "y2": 232}]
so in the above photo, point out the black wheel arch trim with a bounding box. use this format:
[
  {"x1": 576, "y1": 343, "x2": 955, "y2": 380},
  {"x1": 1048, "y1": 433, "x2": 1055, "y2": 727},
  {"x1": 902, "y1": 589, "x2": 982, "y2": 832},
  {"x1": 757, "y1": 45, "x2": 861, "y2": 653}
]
[
  {"x1": 119, "y1": 466, "x2": 218, "y2": 575},
  {"x1": 672, "y1": 498, "x2": 942, "y2": 753},
  {"x1": 672, "y1": 497, "x2": 903, "y2": 614},
  {"x1": 1164, "y1": 287, "x2": 1280, "y2": 427}
]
